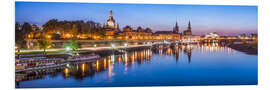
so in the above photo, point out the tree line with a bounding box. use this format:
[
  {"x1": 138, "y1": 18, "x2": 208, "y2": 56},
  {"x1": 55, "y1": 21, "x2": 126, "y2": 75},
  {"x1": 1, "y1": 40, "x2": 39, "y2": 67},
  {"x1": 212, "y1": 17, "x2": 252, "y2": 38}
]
[
  {"x1": 43, "y1": 19, "x2": 105, "y2": 39},
  {"x1": 15, "y1": 19, "x2": 104, "y2": 49}
]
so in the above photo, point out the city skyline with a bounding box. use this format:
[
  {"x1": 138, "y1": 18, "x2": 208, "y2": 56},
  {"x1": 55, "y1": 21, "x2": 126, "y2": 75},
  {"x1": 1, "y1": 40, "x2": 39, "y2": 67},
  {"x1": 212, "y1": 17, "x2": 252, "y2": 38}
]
[
  {"x1": 15, "y1": 2, "x2": 257, "y2": 36},
  {"x1": 15, "y1": 2, "x2": 258, "y2": 88}
]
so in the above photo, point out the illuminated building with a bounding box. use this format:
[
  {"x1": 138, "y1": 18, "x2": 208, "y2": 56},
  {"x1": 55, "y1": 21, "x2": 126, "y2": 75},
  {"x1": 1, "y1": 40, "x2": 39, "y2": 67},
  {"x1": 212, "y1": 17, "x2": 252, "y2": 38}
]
[
  {"x1": 153, "y1": 31, "x2": 180, "y2": 40},
  {"x1": 205, "y1": 32, "x2": 219, "y2": 39},
  {"x1": 181, "y1": 20, "x2": 201, "y2": 42},
  {"x1": 183, "y1": 20, "x2": 192, "y2": 36},
  {"x1": 104, "y1": 10, "x2": 119, "y2": 40},
  {"x1": 117, "y1": 26, "x2": 153, "y2": 40},
  {"x1": 173, "y1": 21, "x2": 179, "y2": 34},
  {"x1": 152, "y1": 21, "x2": 181, "y2": 40}
]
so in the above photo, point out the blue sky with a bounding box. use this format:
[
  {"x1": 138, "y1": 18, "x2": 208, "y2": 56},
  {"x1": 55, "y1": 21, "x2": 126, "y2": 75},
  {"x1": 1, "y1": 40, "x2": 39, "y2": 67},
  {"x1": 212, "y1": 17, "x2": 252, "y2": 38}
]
[{"x1": 15, "y1": 2, "x2": 257, "y2": 35}]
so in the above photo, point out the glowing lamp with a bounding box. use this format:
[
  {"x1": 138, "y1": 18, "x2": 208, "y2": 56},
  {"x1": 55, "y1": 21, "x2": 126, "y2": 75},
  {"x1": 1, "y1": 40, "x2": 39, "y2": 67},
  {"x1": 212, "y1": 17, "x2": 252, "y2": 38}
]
[
  {"x1": 65, "y1": 46, "x2": 71, "y2": 51},
  {"x1": 111, "y1": 44, "x2": 115, "y2": 48},
  {"x1": 124, "y1": 43, "x2": 128, "y2": 47}
]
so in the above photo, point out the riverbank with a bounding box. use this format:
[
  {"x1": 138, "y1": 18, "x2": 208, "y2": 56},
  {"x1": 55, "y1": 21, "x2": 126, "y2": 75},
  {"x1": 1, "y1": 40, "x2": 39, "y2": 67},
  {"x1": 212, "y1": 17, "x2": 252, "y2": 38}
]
[
  {"x1": 16, "y1": 45, "x2": 152, "y2": 58},
  {"x1": 227, "y1": 43, "x2": 257, "y2": 55},
  {"x1": 17, "y1": 44, "x2": 152, "y2": 53}
]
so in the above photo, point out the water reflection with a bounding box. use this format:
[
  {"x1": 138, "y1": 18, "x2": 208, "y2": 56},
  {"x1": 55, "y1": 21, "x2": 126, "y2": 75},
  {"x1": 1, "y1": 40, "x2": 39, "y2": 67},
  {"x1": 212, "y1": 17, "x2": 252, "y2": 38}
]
[
  {"x1": 16, "y1": 43, "x2": 245, "y2": 87},
  {"x1": 151, "y1": 43, "x2": 235, "y2": 64}
]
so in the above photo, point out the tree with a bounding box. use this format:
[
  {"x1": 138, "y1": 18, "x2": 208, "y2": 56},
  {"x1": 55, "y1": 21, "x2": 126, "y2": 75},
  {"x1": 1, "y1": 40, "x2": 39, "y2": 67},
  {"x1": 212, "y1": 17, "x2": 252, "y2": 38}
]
[
  {"x1": 42, "y1": 19, "x2": 103, "y2": 40},
  {"x1": 15, "y1": 22, "x2": 23, "y2": 47},
  {"x1": 71, "y1": 24, "x2": 78, "y2": 39},
  {"x1": 21, "y1": 22, "x2": 33, "y2": 36},
  {"x1": 15, "y1": 22, "x2": 24, "y2": 57},
  {"x1": 15, "y1": 22, "x2": 31, "y2": 49},
  {"x1": 64, "y1": 40, "x2": 81, "y2": 53},
  {"x1": 37, "y1": 34, "x2": 52, "y2": 55}
]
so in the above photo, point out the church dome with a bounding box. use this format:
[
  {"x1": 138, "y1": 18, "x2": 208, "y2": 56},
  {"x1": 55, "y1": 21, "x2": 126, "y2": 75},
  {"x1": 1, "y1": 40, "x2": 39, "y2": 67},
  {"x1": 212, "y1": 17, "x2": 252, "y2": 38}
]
[
  {"x1": 123, "y1": 26, "x2": 132, "y2": 32},
  {"x1": 137, "y1": 27, "x2": 143, "y2": 32}
]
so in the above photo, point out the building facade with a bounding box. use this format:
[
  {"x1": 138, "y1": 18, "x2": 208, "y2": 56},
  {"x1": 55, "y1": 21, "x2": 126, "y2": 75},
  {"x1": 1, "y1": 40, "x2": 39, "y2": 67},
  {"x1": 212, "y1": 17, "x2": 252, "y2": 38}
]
[
  {"x1": 104, "y1": 10, "x2": 119, "y2": 40},
  {"x1": 183, "y1": 21, "x2": 192, "y2": 36},
  {"x1": 181, "y1": 21, "x2": 201, "y2": 42}
]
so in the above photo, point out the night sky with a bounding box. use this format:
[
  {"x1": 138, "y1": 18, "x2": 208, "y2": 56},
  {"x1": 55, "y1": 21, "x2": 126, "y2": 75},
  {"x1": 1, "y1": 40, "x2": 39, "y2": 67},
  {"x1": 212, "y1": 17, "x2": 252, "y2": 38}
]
[{"x1": 15, "y1": 2, "x2": 257, "y2": 36}]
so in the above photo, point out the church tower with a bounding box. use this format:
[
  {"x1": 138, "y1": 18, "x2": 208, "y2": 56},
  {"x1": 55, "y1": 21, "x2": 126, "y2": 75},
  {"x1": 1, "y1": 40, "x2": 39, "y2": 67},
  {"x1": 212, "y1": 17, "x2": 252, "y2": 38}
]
[
  {"x1": 184, "y1": 20, "x2": 192, "y2": 36},
  {"x1": 187, "y1": 20, "x2": 191, "y2": 32},
  {"x1": 106, "y1": 10, "x2": 116, "y2": 29},
  {"x1": 173, "y1": 21, "x2": 179, "y2": 34},
  {"x1": 116, "y1": 23, "x2": 120, "y2": 32},
  {"x1": 104, "y1": 10, "x2": 117, "y2": 39}
]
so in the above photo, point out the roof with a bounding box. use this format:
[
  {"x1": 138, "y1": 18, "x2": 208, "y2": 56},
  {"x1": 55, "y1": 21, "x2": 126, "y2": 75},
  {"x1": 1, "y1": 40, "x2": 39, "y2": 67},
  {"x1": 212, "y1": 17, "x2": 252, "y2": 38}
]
[{"x1": 154, "y1": 31, "x2": 173, "y2": 34}]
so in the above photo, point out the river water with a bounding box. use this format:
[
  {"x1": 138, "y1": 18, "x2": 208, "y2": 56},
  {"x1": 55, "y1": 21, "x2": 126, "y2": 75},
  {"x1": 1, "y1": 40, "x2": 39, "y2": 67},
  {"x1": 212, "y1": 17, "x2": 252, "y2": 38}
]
[{"x1": 15, "y1": 43, "x2": 257, "y2": 88}]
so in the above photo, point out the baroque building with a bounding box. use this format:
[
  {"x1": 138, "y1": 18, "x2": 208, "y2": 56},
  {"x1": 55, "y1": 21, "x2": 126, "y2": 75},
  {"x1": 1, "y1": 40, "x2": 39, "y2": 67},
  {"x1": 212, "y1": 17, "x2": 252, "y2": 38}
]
[
  {"x1": 102, "y1": 10, "x2": 183, "y2": 40},
  {"x1": 116, "y1": 26, "x2": 153, "y2": 40},
  {"x1": 102, "y1": 10, "x2": 154, "y2": 40},
  {"x1": 104, "y1": 10, "x2": 119, "y2": 40},
  {"x1": 152, "y1": 21, "x2": 181, "y2": 40}
]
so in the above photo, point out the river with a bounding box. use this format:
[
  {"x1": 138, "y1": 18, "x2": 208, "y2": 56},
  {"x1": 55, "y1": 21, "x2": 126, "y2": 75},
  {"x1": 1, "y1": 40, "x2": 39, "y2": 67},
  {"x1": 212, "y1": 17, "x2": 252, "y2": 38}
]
[{"x1": 15, "y1": 43, "x2": 257, "y2": 88}]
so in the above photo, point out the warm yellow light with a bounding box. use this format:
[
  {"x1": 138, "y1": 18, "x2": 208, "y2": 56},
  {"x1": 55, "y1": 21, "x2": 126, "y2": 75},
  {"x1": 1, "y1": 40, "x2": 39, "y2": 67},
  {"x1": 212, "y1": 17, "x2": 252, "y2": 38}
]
[
  {"x1": 82, "y1": 64, "x2": 85, "y2": 73},
  {"x1": 64, "y1": 68, "x2": 69, "y2": 77},
  {"x1": 28, "y1": 34, "x2": 31, "y2": 38},
  {"x1": 65, "y1": 33, "x2": 72, "y2": 38},
  {"x1": 104, "y1": 60, "x2": 107, "y2": 69},
  {"x1": 46, "y1": 35, "x2": 52, "y2": 39},
  {"x1": 96, "y1": 60, "x2": 99, "y2": 71}
]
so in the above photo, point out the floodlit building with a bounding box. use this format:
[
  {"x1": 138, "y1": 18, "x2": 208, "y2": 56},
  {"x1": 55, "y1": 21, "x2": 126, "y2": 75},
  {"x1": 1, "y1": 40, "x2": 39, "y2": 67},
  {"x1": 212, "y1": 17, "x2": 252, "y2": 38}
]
[
  {"x1": 103, "y1": 10, "x2": 181, "y2": 40},
  {"x1": 205, "y1": 32, "x2": 220, "y2": 39},
  {"x1": 104, "y1": 10, "x2": 119, "y2": 40},
  {"x1": 181, "y1": 21, "x2": 201, "y2": 43},
  {"x1": 183, "y1": 20, "x2": 192, "y2": 36},
  {"x1": 116, "y1": 26, "x2": 153, "y2": 40}
]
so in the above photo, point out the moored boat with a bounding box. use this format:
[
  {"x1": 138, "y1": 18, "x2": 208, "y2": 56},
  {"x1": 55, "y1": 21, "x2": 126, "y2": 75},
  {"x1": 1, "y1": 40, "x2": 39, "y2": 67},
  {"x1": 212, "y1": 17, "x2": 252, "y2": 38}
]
[{"x1": 15, "y1": 57, "x2": 66, "y2": 72}]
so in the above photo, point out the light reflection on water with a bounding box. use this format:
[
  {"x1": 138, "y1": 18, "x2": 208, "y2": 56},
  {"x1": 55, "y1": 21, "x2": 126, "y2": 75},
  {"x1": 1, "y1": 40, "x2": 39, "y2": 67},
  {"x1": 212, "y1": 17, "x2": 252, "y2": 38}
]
[{"x1": 15, "y1": 43, "x2": 257, "y2": 88}]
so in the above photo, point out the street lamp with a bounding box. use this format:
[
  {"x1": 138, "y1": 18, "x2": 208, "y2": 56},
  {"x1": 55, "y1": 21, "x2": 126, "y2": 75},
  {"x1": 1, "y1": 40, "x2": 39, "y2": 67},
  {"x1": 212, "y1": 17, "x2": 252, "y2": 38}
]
[
  {"x1": 147, "y1": 42, "x2": 151, "y2": 45},
  {"x1": 65, "y1": 46, "x2": 71, "y2": 52},
  {"x1": 111, "y1": 44, "x2": 115, "y2": 49},
  {"x1": 124, "y1": 43, "x2": 128, "y2": 47},
  {"x1": 111, "y1": 43, "x2": 116, "y2": 56},
  {"x1": 124, "y1": 43, "x2": 128, "y2": 53}
]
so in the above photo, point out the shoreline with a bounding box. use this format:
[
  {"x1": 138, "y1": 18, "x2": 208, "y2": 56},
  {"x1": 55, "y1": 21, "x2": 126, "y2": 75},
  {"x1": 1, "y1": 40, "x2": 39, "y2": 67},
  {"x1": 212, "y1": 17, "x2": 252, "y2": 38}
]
[
  {"x1": 227, "y1": 43, "x2": 257, "y2": 55},
  {"x1": 16, "y1": 45, "x2": 152, "y2": 58}
]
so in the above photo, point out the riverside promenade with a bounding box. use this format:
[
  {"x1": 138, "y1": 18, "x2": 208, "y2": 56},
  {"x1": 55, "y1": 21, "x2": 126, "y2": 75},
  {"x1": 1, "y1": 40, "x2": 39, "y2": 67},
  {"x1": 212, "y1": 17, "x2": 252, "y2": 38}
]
[{"x1": 17, "y1": 44, "x2": 153, "y2": 53}]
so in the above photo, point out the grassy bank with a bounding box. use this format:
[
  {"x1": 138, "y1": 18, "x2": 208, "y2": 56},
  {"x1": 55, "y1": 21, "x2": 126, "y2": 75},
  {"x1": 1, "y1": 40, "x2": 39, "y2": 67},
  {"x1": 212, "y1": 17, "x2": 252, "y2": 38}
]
[{"x1": 15, "y1": 50, "x2": 66, "y2": 55}]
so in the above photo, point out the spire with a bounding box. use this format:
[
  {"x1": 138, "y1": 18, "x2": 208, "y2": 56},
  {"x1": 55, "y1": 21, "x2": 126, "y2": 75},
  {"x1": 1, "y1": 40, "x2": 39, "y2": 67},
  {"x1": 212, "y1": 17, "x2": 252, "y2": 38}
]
[
  {"x1": 110, "y1": 10, "x2": 113, "y2": 16},
  {"x1": 175, "y1": 17, "x2": 178, "y2": 27},
  {"x1": 108, "y1": 10, "x2": 115, "y2": 22},
  {"x1": 174, "y1": 21, "x2": 179, "y2": 33},
  {"x1": 188, "y1": 20, "x2": 191, "y2": 31},
  {"x1": 116, "y1": 23, "x2": 120, "y2": 32},
  {"x1": 188, "y1": 20, "x2": 190, "y2": 26}
]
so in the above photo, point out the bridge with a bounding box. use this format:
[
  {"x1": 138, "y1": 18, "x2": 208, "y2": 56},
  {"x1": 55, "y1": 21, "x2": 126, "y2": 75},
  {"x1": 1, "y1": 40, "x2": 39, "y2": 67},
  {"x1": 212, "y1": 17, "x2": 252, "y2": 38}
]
[{"x1": 199, "y1": 37, "x2": 257, "y2": 44}]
